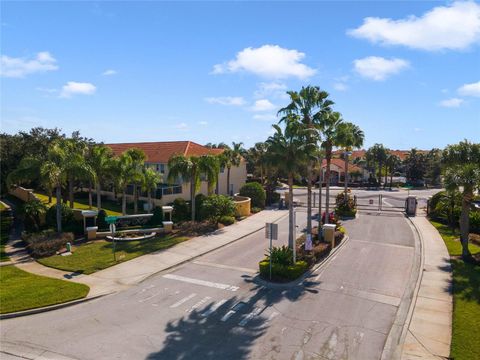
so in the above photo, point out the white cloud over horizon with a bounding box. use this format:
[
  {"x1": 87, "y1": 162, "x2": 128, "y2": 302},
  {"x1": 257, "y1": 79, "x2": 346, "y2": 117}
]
[
  {"x1": 439, "y1": 98, "x2": 464, "y2": 108},
  {"x1": 251, "y1": 99, "x2": 275, "y2": 112},
  {"x1": 353, "y1": 56, "x2": 409, "y2": 81},
  {"x1": 253, "y1": 113, "x2": 277, "y2": 121},
  {"x1": 102, "y1": 69, "x2": 117, "y2": 76},
  {"x1": 212, "y1": 45, "x2": 316, "y2": 79},
  {"x1": 458, "y1": 81, "x2": 480, "y2": 97},
  {"x1": 0, "y1": 51, "x2": 58, "y2": 78},
  {"x1": 254, "y1": 81, "x2": 288, "y2": 98},
  {"x1": 204, "y1": 96, "x2": 245, "y2": 106},
  {"x1": 60, "y1": 81, "x2": 96, "y2": 98},
  {"x1": 348, "y1": 1, "x2": 480, "y2": 51}
]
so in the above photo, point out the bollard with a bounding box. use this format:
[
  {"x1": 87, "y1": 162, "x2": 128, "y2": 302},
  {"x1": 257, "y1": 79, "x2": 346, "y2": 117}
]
[{"x1": 66, "y1": 242, "x2": 71, "y2": 252}]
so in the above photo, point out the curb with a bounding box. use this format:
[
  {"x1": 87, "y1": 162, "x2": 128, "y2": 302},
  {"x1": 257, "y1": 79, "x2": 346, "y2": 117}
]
[
  {"x1": 380, "y1": 214, "x2": 425, "y2": 360},
  {"x1": 0, "y1": 292, "x2": 113, "y2": 320},
  {"x1": 253, "y1": 234, "x2": 350, "y2": 289},
  {"x1": 138, "y1": 210, "x2": 290, "y2": 284}
]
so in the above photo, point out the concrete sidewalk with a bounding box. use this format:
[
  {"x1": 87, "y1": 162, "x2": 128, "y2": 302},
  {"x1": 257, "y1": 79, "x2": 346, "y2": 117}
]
[
  {"x1": 401, "y1": 214, "x2": 452, "y2": 360},
  {"x1": 7, "y1": 209, "x2": 288, "y2": 298}
]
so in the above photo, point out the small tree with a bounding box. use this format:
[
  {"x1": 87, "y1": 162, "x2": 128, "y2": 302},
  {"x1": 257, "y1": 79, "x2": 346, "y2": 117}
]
[
  {"x1": 200, "y1": 195, "x2": 236, "y2": 223},
  {"x1": 239, "y1": 182, "x2": 266, "y2": 209}
]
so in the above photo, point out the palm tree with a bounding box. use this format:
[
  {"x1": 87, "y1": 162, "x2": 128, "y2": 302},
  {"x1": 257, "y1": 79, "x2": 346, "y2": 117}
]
[
  {"x1": 88, "y1": 145, "x2": 114, "y2": 210},
  {"x1": 319, "y1": 111, "x2": 344, "y2": 224},
  {"x1": 124, "y1": 148, "x2": 146, "y2": 214},
  {"x1": 442, "y1": 141, "x2": 480, "y2": 259},
  {"x1": 21, "y1": 199, "x2": 47, "y2": 232},
  {"x1": 142, "y1": 167, "x2": 162, "y2": 211},
  {"x1": 113, "y1": 153, "x2": 133, "y2": 216},
  {"x1": 7, "y1": 140, "x2": 71, "y2": 232},
  {"x1": 369, "y1": 144, "x2": 388, "y2": 186},
  {"x1": 335, "y1": 122, "x2": 364, "y2": 199},
  {"x1": 221, "y1": 142, "x2": 244, "y2": 196},
  {"x1": 63, "y1": 138, "x2": 93, "y2": 208},
  {"x1": 278, "y1": 85, "x2": 333, "y2": 240},
  {"x1": 199, "y1": 154, "x2": 220, "y2": 195},
  {"x1": 248, "y1": 142, "x2": 268, "y2": 184},
  {"x1": 386, "y1": 154, "x2": 401, "y2": 189},
  {"x1": 265, "y1": 116, "x2": 316, "y2": 249}
]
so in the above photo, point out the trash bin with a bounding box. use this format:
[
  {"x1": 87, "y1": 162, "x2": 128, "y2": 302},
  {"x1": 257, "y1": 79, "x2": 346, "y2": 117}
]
[
  {"x1": 163, "y1": 221, "x2": 173, "y2": 233},
  {"x1": 323, "y1": 224, "x2": 336, "y2": 247}
]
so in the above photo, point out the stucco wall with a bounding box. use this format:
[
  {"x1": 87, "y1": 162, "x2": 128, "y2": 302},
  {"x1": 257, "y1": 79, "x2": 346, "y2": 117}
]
[
  {"x1": 9, "y1": 186, "x2": 39, "y2": 202},
  {"x1": 234, "y1": 195, "x2": 251, "y2": 217}
]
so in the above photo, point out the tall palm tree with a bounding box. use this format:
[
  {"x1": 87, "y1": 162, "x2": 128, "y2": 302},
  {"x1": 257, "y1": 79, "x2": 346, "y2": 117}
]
[
  {"x1": 88, "y1": 145, "x2": 114, "y2": 211},
  {"x1": 63, "y1": 138, "x2": 92, "y2": 208},
  {"x1": 248, "y1": 142, "x2": 268, "y2": 184},
  {"x1": 113, "y1": 153, "x2": 133, "y2": 216},
  {"x1": 278, "y1": 86, "x2": 333, "y2": 240},
  {"x1": 124, "y1": 148, "x2": 146, "y2": 214},
  {"x1": 386, "y1": 154, "x2": 401, "y2": 189},
  {"x1": 7, "y1": 140, "x2": 71, "y2": 232},
  {"x1": 265, "y1": 116, "x2": 316, "y2": 249},
  {"x1": 221, "y1": 142, "x2": 244, "y2": 196},
  {"x1": 142, "y1": 167, "x2": 162, "y2": 211},
  {"x1": 335, "y1": 122, "x2": 364, "y2": 199},
  {"x1": 442, "y1": 141, "x2": 480, "y2": 259},
  {"x1": 319, "y1": 111, "x2": 344, "y2": 224},
  {"x1": 199, "y1": 154, "x2": 220, "y2": 195}
]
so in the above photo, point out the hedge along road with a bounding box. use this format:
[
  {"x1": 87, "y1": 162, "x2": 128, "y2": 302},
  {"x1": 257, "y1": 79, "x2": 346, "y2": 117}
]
[{"x1": 0, "y1": 209, "x2": 418, "y2": 360}]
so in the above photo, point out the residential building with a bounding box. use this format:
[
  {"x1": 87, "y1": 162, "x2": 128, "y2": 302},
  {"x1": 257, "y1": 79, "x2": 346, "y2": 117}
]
[{"x1": 103, "y1": 141, "x2": 247, "y2": 206}]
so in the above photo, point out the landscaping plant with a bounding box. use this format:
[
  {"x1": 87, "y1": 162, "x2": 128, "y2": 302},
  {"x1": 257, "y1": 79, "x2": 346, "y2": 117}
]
[{"x1": 239, "y1": 182, "x2": 266, "y2": 209}]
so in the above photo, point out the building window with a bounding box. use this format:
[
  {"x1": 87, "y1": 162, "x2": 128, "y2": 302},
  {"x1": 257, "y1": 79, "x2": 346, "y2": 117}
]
[{"x1": 159, "y1": 164, "x2": 165, "y2": 174}]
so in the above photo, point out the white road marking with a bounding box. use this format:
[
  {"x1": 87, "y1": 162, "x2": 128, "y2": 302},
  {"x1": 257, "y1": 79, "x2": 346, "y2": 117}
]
[
  {"x1": 170, "y1": 293, "x2": 197, "y2": 308},
  {"x1": 186, "y1": 296, "x2": 212, "y2": 313},
  {"x1": 201, "y1": 299, "x2": 227, "y2": 317},
  {"x1": 193, "y1": 260, "x2": 257, "y2": 274},
  {"x1": 138, "y1": 292, "x2": 161, "y2": 303},
  {"x1": 221, "y1": 303, "x2": 245, "y2": 322},
  {"x1": 163, "y1": 274, "x2": 239, "y2": 292},
  {"x1": 268, "y1": 311, "x2": 279, "y2": 322},
  {"x1": 239, "y1": 307, "x2": 262, "y2": 326}
]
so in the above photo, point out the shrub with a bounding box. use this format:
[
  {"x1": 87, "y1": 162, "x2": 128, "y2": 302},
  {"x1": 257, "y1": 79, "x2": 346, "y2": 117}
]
[
  {"x1": 259, "y1": 259, "x2": 308, "y2": 281},
  {"x1": 148, "y1": 206, "x2": 164, "y2": 226},
  {"x1": 266, "y1": 245, "x2": 293, "y2": 266},
  {"x1": 470, "y1": 211, "x2": 480, "y2": 234},
  {"x1": 45, "y1": 203, "x2": 76, "y2": 230},
  {"x1": 194, "y1": 193, "x2": 207, "y2": 221},
  {"x1": 97, "y1": 210, "x2": 108, "y2": 230},
  {"x1": 335, "y1": 193, "x2": 356, "y2": 218},
  {"x1": 239, "y1": 182, "x2": 266, "y2": 209},
  {"x1": 172, "y1": 198, "x2": 190, "y2": 223},
  {"x1": 218, "y1": 215, "x2": 235, "y2": 226},
  {"x1": 200, "y1": 195, "x2": 236, "y2": 223},
  {"x1": 251, "y1": 207, "x2": 262, "y2": 214},
  {"x1": 176, "y1": 221, "x2": 217, "y2": 237},
  {"x1": 21, "y1": 200, "x2": 47, "y2": 232},
  {"x1": 22, "y1": 230, "x2": 74, "y2": 258},
  {"x1": 267, "y1": 191, "x2": 281, "y2": 206}
]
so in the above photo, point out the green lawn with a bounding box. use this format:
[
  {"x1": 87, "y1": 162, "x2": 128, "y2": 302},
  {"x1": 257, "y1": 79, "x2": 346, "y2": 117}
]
[
  {"x1": 0, "y1": 265, "x2": 89, "y2": 314},
  {"x1": 0, "y1": 207, "x2": 12, "y2": 262},
  {"x1": 34, "y1": 192, "x2": 122, "y2": 216},
  {"x1": 430, "y1": 220, "x2": 480, "y2": 360},
  {"x1": 0, "y1": 201, "x2": 6, "y2": 211},
  {"x1": 38, "y1": 234, "x2": 190, "y2": 274}
]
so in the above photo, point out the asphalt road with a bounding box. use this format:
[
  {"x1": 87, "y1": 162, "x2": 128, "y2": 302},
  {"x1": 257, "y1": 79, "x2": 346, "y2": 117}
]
[{"x1": 1, "y1": 192, "x2": 420, "y2": 360}]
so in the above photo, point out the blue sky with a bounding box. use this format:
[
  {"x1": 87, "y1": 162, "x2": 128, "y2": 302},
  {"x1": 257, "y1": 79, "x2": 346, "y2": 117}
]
[{"x1": 1, "y1": 1, "x2": 479, "y2": 150}]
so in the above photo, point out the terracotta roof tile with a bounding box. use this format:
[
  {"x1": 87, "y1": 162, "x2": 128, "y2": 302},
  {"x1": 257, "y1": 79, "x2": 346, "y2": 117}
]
[{"x1": 106, "y1": 141, "x2": 224, "y2": 163}]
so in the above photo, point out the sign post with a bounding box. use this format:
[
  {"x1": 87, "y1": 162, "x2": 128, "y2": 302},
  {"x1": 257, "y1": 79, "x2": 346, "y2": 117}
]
[
  {"x1": 265, "y1": 222, "x2": 278, "y2": 280},
  {"x1": 106, "y1": 216, "x2": 118, "y2": 262}
]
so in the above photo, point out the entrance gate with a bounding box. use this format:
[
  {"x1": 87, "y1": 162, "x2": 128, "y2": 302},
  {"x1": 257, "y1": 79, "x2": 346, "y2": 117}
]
[{"x1": 354, "y1": 194, "x2": 405, "y2": 212}]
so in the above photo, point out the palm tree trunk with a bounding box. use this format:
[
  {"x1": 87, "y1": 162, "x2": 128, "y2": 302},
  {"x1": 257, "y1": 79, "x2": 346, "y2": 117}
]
[
  {"x1": 56, "y1": 185, "x2": 62, "y2": 233},
  {"x1": 191, "y1": 181, "x2": 196, "y2": 222},
  {"x1": 378, "y1": 162, "x2": 382, "y2": 186},
  {"x1": 306, "y1": 161, "x2": 312, "y2": 240},
  {"x1": 133, "y1": 184, "x2": 138, "y2": 214},
  {"x1": 88, "y1": 181, "x2": 93, "y2": 209},
  {"x1": 390, "y1": 171, "x2": 393, "y2": 190},
  {"x1": 96, "y1": 182, "x2": 102, "y2": 210},
  {"x1": 325, "y1": 150, "x2": 332, "y2": 225},
  {"x1": 122, "y1": 189, "x2": 127, "y2": 215},
  {"x1": 344, "y1": 155, "x2": 349, "y2": 200},
  {"x1": 384, "y1": 164, "x2": 388, "y2": 189},
  {"x1": 68, "y1": 178, "x2": 74, "y2": 208},
  {"x1": 48, "y1": 189, "x2": 52, "y2": 204},
  {"x1": 227, "y1": 167, "x2": 231, "y2": 196},
  {"x1": 288, "y1": 173, "x2": 294, "y2": 249},
  {"x1": 148, "y1": 192, "x2": 152, "y2": 212},
  {"x1": 460, "y1": 195, "x2": 472, "y2": 259},
  {"x1": 318, "y1": 158, "x2": 323, "y2": 241}
]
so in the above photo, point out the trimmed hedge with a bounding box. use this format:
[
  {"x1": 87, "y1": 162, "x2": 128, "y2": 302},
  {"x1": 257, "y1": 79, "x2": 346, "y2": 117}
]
[
  {"x1": 22, "y1": 230, "x2": 73, "y2": 258},
  {"x1": 218, "y1": 215, "x2": 235, "y2": 226},
  {"x1": 239, "y1": 182, "x2": 266, "y2": 209},
  {"x1": 259, "y1": 259, "x2": 308, "y2": 281}
]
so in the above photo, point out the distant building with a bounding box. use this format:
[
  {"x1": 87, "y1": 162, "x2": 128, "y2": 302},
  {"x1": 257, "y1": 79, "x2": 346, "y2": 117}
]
[
  {"x1": 102, "y1": 141, "x2": 246, "y2": 206},
  {"x1": 319, "y1": 158, "x2": 367, "y2": 186}
]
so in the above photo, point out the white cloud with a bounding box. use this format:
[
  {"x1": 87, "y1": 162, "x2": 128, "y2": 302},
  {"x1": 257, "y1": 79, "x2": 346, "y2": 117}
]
[
  {"x1": 102, "y1": 69, "x2": 117, "y2": 76},
  {"x1": 254, "y1": 82, "x2": 287, "y2": 98},
  {"x1": 439, "y1": 98, "x2": 464, "y2": 108},
  {"x1": 253, "y1": 114, "x2": 277, "y2": 121},
  {"x1": 204, "y1": 96, "x2": 245, "y2": 106},
  {"x1": 333, "y1": 82, "x2": 348, "y2": 91},
  {"x1": 60, "y1": 82, "x2": 96, "y2": 98},
  {"x1": 348, "y1": 1, "x2": 480, "y2": 51},
  {"x1": 36, "y1": 87, "x2": 58, "y2": 94},
  {"x1": 353, "y1": 56, "x2": 409, "y2": 81},
  {"x1": 251, "y1": 99, "x2": 275, "y2": 112},
  {"x1": 198, "y1": 121, "x2": 208, "y2": 126},
  {"x1": 212, "y1": 45, "x2": 316, "y2": 79},
  {"x1": 0, "y1": 51, "x2": 58, "y2": 78},
  {"x1": 458, "y1": 81, "x2": 480, "y2": 97},
  {"x1": 175, "y1": 122, "x2": 188, "y2": 130}
]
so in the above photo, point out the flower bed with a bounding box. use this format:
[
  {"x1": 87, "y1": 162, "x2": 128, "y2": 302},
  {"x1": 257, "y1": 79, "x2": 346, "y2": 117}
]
[{"x1": 106, "y1": 232, "x2": 156, "y2": 242}]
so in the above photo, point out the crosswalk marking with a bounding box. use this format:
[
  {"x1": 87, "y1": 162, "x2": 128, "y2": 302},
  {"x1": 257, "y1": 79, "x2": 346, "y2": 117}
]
[
  {"x1": 138, "y1": 292, "x2": 161, "y2": 303},
  {"x1": 186, "y1": 296, "x2": 212, "y2": 313},
  {"x1": 170, "y1": 293, "x2": 197, "y2": 308},
  {"x1": 201, "y1": 299, "x2": 227, "y2": 317},
  {"x1": 163, "y1": 274, "x2": 239, "y2": 292},
  {"x1": 239, "y1": 307, "x2": 262, "y2": 326}
]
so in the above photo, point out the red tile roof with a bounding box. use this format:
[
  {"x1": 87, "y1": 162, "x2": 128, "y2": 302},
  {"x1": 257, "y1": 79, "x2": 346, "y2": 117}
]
[
  {"x1": 333, "y1": 149, "x2": 428, "y2": 160},
  {"x1": 106, "y1": 141, "x2": 224, "y2": 163},
  {"x1": 321, "y1": 158, "x2": 362, "y2": 172}
]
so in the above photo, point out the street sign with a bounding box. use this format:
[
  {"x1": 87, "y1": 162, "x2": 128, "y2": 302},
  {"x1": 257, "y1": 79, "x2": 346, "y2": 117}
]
[
  {"x1": 105, "y1": 216, "x2": 118, "y2": 225},
  {"x1": 265, "y1": 223, "x2": 278, "y2": 240}
]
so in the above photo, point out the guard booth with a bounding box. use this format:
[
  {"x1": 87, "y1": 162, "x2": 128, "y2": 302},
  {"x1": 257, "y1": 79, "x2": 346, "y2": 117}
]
[{"x1": 405, "y1": 196, "x2": 417, "y2": 216}]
